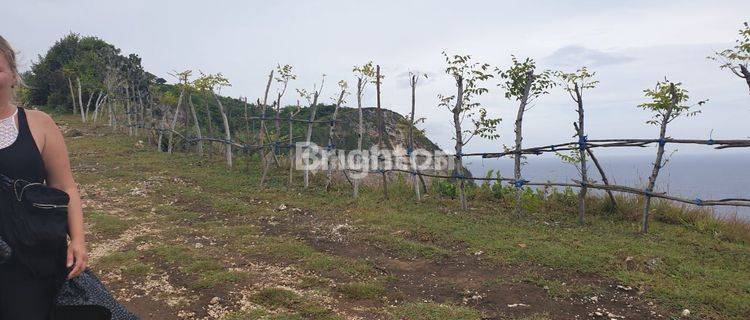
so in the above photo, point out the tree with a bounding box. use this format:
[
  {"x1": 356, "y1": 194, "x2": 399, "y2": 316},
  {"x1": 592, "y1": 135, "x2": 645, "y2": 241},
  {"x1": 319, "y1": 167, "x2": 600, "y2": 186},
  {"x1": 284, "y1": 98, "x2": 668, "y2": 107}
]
[
  {"x1": 351, "y1": 62, "x2": 376, "y2": 197},
  {"x1": 497, "y1": 56, "x2": 554, "y2": 216},
  {"x1": 556, "y1": 67, "x2": 600, "y2": 224},
  {"x1": 709, "y1": 22, "x2": 750, "y2": 94},
  {"x1": 298, "y1": 75, "x2": 326, "y2": 188},
  {"x1": 408, "y1": 71, "x2": 429, "y2": 201},
  {"x1": 638, "y1": 80, "x2": 706, "y2": 233},
  {"x1": 326, "y1": 80, "x2": 349, "y2": 191},
  {"x1": 439, "y1": 52, "x2": 501, "y2": 210},
  {"x1": 167, "y1": 70, "x2": 191, "y2": 153},
  {"x1": 273, "y1": 64, "x2": 297, "y2": 144},
  {"x1": 194, "y1": 72, "x2": 233, "y2": 168}
]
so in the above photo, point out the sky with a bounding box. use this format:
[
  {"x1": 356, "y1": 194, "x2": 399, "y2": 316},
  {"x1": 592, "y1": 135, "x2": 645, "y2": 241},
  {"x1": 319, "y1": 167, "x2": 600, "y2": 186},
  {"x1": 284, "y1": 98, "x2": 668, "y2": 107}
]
[{"x1": 5, "y1": 0, "x2": 750, "y2": 156}]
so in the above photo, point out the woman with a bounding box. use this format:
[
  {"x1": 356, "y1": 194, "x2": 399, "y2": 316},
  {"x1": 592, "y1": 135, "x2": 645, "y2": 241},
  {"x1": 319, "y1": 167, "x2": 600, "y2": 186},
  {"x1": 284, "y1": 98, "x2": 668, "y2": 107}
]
[{"x1": 0, "y1": 35, "x2": 88, "y2": 319}]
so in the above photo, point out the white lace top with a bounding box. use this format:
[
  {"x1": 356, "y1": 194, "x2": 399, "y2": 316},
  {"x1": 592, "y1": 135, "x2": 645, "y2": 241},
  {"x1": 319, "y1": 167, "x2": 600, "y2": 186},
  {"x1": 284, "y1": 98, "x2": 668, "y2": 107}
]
[{"x1": 0, "y1": 108, "x2": 19, "y2": 149}]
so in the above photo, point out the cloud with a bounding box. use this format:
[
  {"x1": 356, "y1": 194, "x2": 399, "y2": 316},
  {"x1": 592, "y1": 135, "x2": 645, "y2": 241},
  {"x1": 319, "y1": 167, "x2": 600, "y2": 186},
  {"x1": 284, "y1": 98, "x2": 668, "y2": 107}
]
[{"x1": 544, "y1": 45, "x2": 635, "y2": 68}]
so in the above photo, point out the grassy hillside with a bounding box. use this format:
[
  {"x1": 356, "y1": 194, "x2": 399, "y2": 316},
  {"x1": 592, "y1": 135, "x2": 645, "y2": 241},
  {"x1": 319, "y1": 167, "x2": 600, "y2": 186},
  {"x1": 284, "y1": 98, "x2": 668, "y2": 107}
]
[{"x1": 54, "y1": 108, "x2": 749, "y2": 320}]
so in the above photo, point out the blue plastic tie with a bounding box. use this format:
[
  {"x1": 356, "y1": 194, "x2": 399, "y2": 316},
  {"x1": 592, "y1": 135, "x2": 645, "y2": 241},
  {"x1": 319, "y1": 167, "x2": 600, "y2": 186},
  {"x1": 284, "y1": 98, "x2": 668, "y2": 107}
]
[
  {"x1": 657, "y1": 138, "x2": 666, "y2": 147},
  {"x1": 707, "y1": 138, "x2": 714, "y2": 145},
  {"x1": 550, "y1": 146, "x2": 556, "y2": 151},
  {"x1": 406, "y1": 147, "x2": 413, "y2": 155},
  {"x1": 578, "y1": 135, "x2": 588, "y2": 151},
  {"x1": 694, "y1": 198, "x2": 703, "y2": 205},
  {"x1": 514, "y1": 179, "x2": 528, "y2": 188},
  {"x1": 326, "y1": 143, "x2": 334, "y2": 151}
]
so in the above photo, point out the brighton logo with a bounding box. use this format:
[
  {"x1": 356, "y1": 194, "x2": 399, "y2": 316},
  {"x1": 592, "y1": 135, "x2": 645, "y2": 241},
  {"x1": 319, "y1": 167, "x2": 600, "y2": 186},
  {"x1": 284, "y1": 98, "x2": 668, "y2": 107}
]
[{"x1": 294, "y1": 142, "x2": 455, "y2": 179}]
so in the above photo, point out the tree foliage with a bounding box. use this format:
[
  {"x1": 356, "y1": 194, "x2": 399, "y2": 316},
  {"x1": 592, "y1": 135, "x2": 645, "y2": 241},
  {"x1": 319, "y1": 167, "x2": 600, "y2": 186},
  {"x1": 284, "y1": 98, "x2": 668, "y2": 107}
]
[
  {"x1": 438, "y1": 52, "x2": 501, "y2": 143},
  {"x1": 497, "y1": 55, "x2": 555, "y2": 104},
  {"x1": 26, "y1": 33, "x2": 157, "y2": 109},
  {"x1": 709, "y1": 22, "x2": 750, "y2": 77},
  {"x1": 638, "y1": 80, "x2": 707, "y2": 126}
]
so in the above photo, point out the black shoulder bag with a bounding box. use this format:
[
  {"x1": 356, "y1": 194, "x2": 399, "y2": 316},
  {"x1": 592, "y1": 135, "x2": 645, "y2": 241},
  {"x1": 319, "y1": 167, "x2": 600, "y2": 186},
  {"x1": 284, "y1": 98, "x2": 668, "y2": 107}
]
[{"x1": 0, "y1": 173, "x2": 69, "y2": 247}]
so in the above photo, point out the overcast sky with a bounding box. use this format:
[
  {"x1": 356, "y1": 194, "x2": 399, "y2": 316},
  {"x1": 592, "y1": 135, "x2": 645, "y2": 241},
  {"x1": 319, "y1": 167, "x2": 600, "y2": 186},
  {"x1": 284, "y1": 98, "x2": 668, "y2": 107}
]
[{"x1": 5, "y1": 0, "x2": 750, "y2": 156}]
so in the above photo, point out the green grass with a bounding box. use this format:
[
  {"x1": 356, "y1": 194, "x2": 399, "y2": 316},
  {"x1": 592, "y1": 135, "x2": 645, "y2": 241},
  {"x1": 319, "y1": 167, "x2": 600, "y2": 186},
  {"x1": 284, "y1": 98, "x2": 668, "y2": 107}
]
[
  {"x1": 64, "y1": 113, "x2": 750, "y2": 320},
  {"x1": 337, "y1": 280, "x2": 386, "y2": 300},
  {"x1": 389, "y1": 302, "x2": 483, "y2": 320},
  {"x1": 87, "y1": 211, "x2": 133, "y2": 237}
]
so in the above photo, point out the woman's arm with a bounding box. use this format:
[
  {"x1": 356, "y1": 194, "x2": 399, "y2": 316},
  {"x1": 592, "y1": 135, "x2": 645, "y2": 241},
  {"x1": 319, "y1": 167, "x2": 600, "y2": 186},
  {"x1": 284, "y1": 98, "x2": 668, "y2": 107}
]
[{"x1": 35, "y1": 111, "x2": 87, "y2": 279}]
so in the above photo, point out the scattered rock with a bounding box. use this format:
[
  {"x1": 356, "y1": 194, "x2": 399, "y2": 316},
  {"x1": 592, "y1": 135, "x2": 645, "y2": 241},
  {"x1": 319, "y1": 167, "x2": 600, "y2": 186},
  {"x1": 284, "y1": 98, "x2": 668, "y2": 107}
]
[
  {"x1": 645, "y1": 257, "x2": 662, "y2": 272},
  {"x1": 507, "y1": 303, "x2": 529, "y2": 308},
  {"x1": 278, "y1": 204, "x2": 287, "y2": 211},
  {"x1": 210, "y1": 296, "x2": 221, "y2": 304},
  {"x1": 616, "y1": 285, "x2": 633, "y2": 291},
  {"x1": 681, "y1": 309, "x2": 690, "y2": 317}
]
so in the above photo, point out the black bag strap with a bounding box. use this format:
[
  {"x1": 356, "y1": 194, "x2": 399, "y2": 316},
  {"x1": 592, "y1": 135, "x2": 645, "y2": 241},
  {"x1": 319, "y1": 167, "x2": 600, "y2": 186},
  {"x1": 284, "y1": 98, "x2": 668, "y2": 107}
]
[{"x1": 0, "y1": 173, "x2": 41, "y2": 202}]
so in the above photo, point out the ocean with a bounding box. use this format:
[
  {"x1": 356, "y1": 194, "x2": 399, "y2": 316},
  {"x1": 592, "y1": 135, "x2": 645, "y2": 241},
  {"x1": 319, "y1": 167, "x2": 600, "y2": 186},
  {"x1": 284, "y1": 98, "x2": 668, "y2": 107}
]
[{"x1": 464, "y1": 152, "x2": 750, "y2": 220}]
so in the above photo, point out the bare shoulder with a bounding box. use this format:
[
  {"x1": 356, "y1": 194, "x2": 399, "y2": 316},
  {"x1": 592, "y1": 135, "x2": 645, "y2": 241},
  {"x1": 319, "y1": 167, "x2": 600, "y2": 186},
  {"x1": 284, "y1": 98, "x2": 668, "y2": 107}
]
[{"x1": 25, "y1": 108, "x2": 59, "y2": 131}]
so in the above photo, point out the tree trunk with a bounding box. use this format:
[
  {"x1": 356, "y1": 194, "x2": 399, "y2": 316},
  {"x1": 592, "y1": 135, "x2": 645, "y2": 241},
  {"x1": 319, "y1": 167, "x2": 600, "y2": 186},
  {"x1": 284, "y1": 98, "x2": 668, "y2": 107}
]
[
  {"x1": 740, "y1": 64, "x2": 750, "y2": 95},
  {"x1": 157, "y1": 111, "x2": 167, "y2": 152},
  {"x1": 188, "y1": 94, "x2": 203, "y2": 156},
  {"x1": 125, "y1": 85, "x2": 133, "y2": 136},
  {"x1": 167, "y1": 86, "x2": 185, "y2": 153},
  {"x1": 68, "y1": 77, "x2": 77, "y2": 114},
  {"x1": 288, "y1": 113, "x2": 295, "y2": 186},
  {"x1": 303, "y1": 91, "x2": 321, "y2": 188},
  {"x1": 354, "y1": 78, "x2": 364, "y2": 198},
  {"x1": 641, "y1": 83, "x2": 677, "y2": 233},
  {"x1": 453, "y1": 76, "x2": 466, "y2": 210},
  {"x1": 409, "y1": 75, "x2": 423, "y2": 201},
  {"x1": 326, "y1": 89, "x2": 346, "y2": 191},
  {"x1": 213, "y1": 93, "x2": 233, "y2": 168},
  {"x1": 376, "y1": 66, "x2": 388, "y2": 199},
  {"x1": 575, "y1": 84, "x2": 587, "y2": 225},
  {"x1": 77, "y1": 77, "x2": 84, "y2": 121},
  {"x1": 513, "y1": 71, "x2": 535, "y2": 217},
  {"x1": 204, "y1": 97, "x2": 214, "y2": 159},
  {"x1": 82, "y1": 91, "x2": 94, "y2": 123}
]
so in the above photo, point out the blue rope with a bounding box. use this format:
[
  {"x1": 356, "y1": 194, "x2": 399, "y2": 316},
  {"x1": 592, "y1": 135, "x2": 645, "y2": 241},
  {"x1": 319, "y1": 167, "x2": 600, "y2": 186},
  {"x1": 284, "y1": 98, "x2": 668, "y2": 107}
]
[
  {"x1": 513, "y1": 179, "x2": 528, "y2": 188},
  {"x1": 578, "y1": 135, "x2": 588, "y2": 151}
]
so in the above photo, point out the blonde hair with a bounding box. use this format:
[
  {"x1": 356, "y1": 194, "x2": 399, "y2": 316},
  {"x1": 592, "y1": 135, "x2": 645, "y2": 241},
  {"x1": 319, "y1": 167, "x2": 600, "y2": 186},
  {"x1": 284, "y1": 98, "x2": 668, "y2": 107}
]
[{"x1": 0, "y1": 35, "x2": 23, "y2": 88}]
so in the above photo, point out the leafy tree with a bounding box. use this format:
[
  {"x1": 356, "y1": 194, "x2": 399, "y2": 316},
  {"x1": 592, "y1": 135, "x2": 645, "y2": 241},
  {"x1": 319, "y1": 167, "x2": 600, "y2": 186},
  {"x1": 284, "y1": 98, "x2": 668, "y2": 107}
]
[
  {"x1": 439, "y1": 52, "x2": 500, "y2": 210},
  {"x1": 556, "y1": 67, "x2": 602, "y2": 223},
  {"x1": 638, "y1": 80, "x2": 706, "y2": 233},
  {"x1": 497, "y1": 56, "x2": 554, "y2": 216},
  {"x1": 709, "y1": 22, "x2": 750, "y2": 94}
]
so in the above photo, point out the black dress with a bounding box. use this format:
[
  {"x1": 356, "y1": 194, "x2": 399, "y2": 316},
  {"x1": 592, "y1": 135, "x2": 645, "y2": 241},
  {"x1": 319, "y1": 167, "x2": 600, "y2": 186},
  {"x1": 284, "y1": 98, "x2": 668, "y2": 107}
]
[{"x1": 0, "y1": 106, "x2": 68, "y2": 319}]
